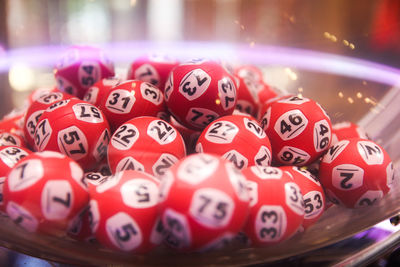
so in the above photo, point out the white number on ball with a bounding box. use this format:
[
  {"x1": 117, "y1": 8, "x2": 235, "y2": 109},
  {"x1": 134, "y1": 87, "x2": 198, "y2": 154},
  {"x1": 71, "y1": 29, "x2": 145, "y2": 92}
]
[
  {"x1": 162, "y1": 208, "x2": 191, "y2": 249},
  {"x1": 274, "y1": 109, "x2": 308, "y2": 141},
  {"x1": 8, "y1": 159, "x2": 44, "y2": 192},
  {"x1": 332, "y1": 164, "x2": 364, "y2": 190},
  {"x1": 218, "y1": 77, "x2": 236, "y2": 110},
  {"x1": 111, "y1": 124, "x2": 139, "y2": 150},
  {"x1": 26, "y1": 110, "x2": 44, "y2": 138},
  {"x1": 6, "y1": 201, "x2": 39, "y2": 232},
  {"x1": 58, "y1": 126, "x2": 88, "y2": 160},
  {"x1": 164, "y1": 74, "x2": 174, "y2": 102},
  {"x1": 73, "y1": 103, "x2": 104, "y2": 123},
  {"x1": 322, "y1": 140, "x2": 350, "y2": 164},
  {"x1": 83, "y1": 86, "x2": 99, "y2": 104},
  {"x1": 251, "y1": 166, "x2": 282, "y2": 180},
  {"x1": 222, "y1": 150, "x2": 248, "y2": 170},
  {"x1": 278, "y1": 146, "x2": 310, "y2": 165},
  {"x1": 186, "y1": 108, "x2": 218, "y2": 128},
  {"x1": 152, "y1": 153, "x2": 178, "y2": 177},
  {"x1": 41, "y1": 180, "x2": 73, "y2": 220},
  {"x1": 284, "y1": 182, "x2": 305, "y2": 216},
  {"x1": 244, "y1": 117, "x2": 266, "y2": 138},
  {"x1": 147, "y1": 120, "x2": 176, "y2": 145},
  {"x1": 34, "y1": 119, "x2": 52, "y2": 151},
  {"x1": 254, "y1": 146, "x2": 272, "y2": 167},
  {"x1": 106, "y1": 212, "x2": 143, "y2": 251},
  {"x1": 205, "y1": 120, "x2": 239, "y2": 144},
  {"x1": 140, "y1": 82, "x2": 163, "y2": 105},
  {"x1": 357, "y1": 141, "x2": 384, "y2": 165},
  {"x1": 37, "y1": 92, "x2": 64, "y2": 105},
  {"x1": 135, "y1": 64, "x2": 160, "y2": 86},
  {"x1": 255, "y1": 205, "x2": 287, "y2": 242},
  {"x1": 105, "y1": 88, "x2": 135, "y2": 114},
  {"x1": 0, "y1": 147, "x2": 28, "y2": 168},
  {"x1": 79, "y1": 61, "x2": 100, "y2": 88},
  {"x1": 179, "y1": 69, "x2": 211, "y2": 101},
  {"x1": 189, "y1": 188, "x2": 234, "y2": 228},
  {"x1": 303, "y1": 191, "x2": 324, "y2": 219},
  {"x1": 313, "y1": 119, "x2": 331, "y2": 152},
  {"x1": 121, "y1": 178, "x2": 159, "y2": 209}
]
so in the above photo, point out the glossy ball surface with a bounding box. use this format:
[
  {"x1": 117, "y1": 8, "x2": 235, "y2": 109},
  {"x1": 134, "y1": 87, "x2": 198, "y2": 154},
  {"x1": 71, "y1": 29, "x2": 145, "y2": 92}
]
[
  {"x1": 165, "y1": 60, "x2": 238, "y2": 131},
  {"x1": 319, "y1": 138, "x2": 394, "y2": 208}
]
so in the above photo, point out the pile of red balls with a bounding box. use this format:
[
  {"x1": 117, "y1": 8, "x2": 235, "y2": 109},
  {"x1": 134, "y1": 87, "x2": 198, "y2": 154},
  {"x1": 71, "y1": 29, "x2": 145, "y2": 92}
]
[{"x1": 0, "y1": 46, "x2": 394, "y2": 254}]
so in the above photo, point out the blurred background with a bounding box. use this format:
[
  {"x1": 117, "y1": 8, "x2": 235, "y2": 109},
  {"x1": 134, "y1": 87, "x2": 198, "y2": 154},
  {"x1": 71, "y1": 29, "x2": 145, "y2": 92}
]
[{"x1": 1, "y1": 0, "x2": 400, "y2": 118}]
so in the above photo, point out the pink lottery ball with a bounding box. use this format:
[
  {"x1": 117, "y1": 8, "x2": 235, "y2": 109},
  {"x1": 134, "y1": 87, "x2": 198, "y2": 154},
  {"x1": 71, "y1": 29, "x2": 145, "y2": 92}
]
[{"x1": 54, "y1": 46, "x2": 115, "y2": 99}]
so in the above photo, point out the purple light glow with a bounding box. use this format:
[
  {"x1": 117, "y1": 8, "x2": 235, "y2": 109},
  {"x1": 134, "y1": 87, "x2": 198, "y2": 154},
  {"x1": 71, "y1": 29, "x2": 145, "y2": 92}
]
[{"x1": 1, "y1": 41, "x2": 400, "y2": 87}]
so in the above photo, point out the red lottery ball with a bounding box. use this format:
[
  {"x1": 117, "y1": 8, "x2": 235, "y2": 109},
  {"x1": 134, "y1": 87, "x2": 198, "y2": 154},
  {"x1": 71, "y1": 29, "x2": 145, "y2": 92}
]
[
  {"x1": 88, "y1": 170, "x2": 162, "y2": 253},
  {"x1": 235, "y1": 75, "x2": 262, "y2": 117},
  {"x1": 241, "y1": 166, "x2": 304, "y2": 246},
  {"x1": 25, "y1": 87, "x2": 59, "y2": 107},
  {"x1": 165, "y1": 60, "x2": 238, "y2": 131},
  {"x1": 234, "y1": 64, "x2": 264, "y2": 84},
  {"x1": 260, "y1": 95, "x2": 332, "y2": 166},
  {"x1": 33, "y1": 98, "x2": 111, "y2": 171},
  {"x1": 83, "y1": 77, "x2": 122, "y2": 107},
  {"x1": 127, "y1": 54, "x2": 179, "y2": 90},
  {"x1": 54, "y1": 46, "x2": 115, "y2": 99},
  {"x1": 280, "y1": 166, "x2": 325, "y2": 230},
  {"x1": 99, "y1": 80, "x2": 165, "y2": 131},
  {"x1": 24, "y1": 91, "x2": 75, "y2": 150},
  {"x1": 332, "y1": 121, "x2": 368, "y2": 144},
  {"x1": 158, "y1": 153, "x2": 250, "y2": 252},
  {"x1": 196, "y1": 114, "x2": 272, "y2": 170},
  {"x1": 0, "y1": 146, "x2": 31, "y2": 212},
  {"x1": 170, "y1": 116, "x2": 200, "y2": 155},
  {"x1": 319, "y1": 138, "x2": 394, "y2": 208},
  {"x1": 107, "y1": 116, "x2": 186, "y2": 178},
  {"x1": 0, "y1": 131, "x2": 26, "y2": 148},
  {"x1": 3, "y1": 151, "x2": 89, "y2": 235}
]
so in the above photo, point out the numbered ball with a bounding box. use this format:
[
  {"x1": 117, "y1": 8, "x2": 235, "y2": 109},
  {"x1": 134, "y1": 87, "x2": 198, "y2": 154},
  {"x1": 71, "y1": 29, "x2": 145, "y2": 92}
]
[
  {"x1": 170, "y1": 116, "x2": 201, "y2": 155},
  {"x1": 0, "y1": 146, "x2": 31, "y2": 212},
  {"x1": 332, "y1": 121, "x2": 368, "y2": 144},
  {"x1": 34, "y1": 98, "x2": 111, "y2": 170},
  {"x1": 260, "y1": 95, "x2": 332, "y2": 166},
  {"x1": 165, "y1": 60, "x2": 238, "y2": 131},
  {"x1": 24, "y1": 91, "x2": 75, "y2": 150},
  {"x1": 83, "y1": 77, "x2": 122, "y2": 107},
  {"x1": 235, "y1": 75, "x2": 262, "y2": 117},
  {"x1": 241, "y1": 166, "x2": 304, "y2": 246},
  {"x1": 0, "y1": 131, "x2": 26, "y2": 148},
  {"x1": 319, "y1": 138, "x2": 394, "y2": 208},
  {"x1": 196, "y1": 114, "x2": 272, "y2": 170},
  {"x1": 88, "y1": 170, "x2": 162, "y2": 253},
  {"x1": 25, "y1": 87, "x2": 59, "y2": 106},
  {"x1": 107, "y1": 116, "x2": 186, "y2": 178},
  {"x1": 3, "y1": 151, "x2": 89, "y2": 235},
  {"x1": 54, "y1": 46, "x2": 115, "y2": 99},
  {"x1": 234, "y1": 64, "x2": 264, "y2": 84},
  {"x1": 99, "y1": 80, "x2": 165, "y2": 131},
  {"x1": 159, "y1": 153, "x2": 250, "y2": 252},
  {"x1": 127, "y1": 54, "x2": 179, "y2": 90},
  {"x1": 281, "y1": 166, "x2": 325, "y2": 229}
]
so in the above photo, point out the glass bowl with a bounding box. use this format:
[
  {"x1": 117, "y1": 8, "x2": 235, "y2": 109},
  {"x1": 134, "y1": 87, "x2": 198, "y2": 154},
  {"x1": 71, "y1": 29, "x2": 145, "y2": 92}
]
[{"x1": 0, "y1": 42, "x2": 399, "y2": 266}]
